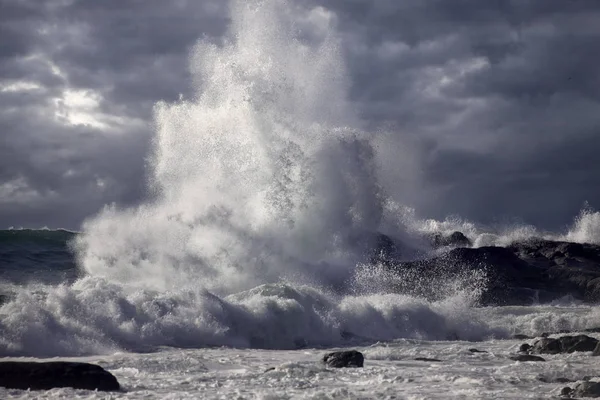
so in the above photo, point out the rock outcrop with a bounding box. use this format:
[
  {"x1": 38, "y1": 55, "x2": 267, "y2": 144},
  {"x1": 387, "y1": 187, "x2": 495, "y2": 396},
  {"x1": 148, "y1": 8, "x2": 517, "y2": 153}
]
[
  {"x1": 428, "y1": 231, "x2": 472, "y2": 248},
  {"x1": 382, "y1": 237, "x2": 600, "y2": 305},
  {"x1": 322, "y1": 350, "x2": 364, "y2": 368},
  {"x1": 531, "y1": 335, "x2": 598, "y2": 354},
  {"x1": 0, "y1": 361, "x2": 120, "y2": 391}
]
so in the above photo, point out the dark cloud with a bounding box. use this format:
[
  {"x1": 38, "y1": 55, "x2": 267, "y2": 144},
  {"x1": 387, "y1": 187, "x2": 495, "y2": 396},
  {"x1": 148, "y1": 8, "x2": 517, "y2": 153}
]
[
  {"x1": 321, "y1": 0, "x2": 600, "y2": 228},
  {"x1": 1, "y1": 0, "x2": 599, "y2": 230}
]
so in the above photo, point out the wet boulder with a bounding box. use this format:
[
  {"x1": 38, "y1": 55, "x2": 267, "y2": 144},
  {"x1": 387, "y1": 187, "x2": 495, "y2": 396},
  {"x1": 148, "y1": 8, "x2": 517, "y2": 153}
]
[
  {"x1": 532, "y1": 335, "x2": 598, "y2": 354},
  {"x1": 562, "y1": 381, "x2": 600, "y2": 398},
  {"x1": 519, "y1": 343, "x2": 532, "y2": 353},
  {"x1": 322, "y1": 350, "x2": 364, "y2": 368},
  {"x1": 0, "y1": 361, "x2": 120, "y2": 391}
]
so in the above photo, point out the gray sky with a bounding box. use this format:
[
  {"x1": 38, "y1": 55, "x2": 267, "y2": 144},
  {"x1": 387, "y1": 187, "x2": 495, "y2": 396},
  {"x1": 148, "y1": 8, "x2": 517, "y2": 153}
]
[{"x1": 1, "y1": 0, "x2": 599, "y2": 231}]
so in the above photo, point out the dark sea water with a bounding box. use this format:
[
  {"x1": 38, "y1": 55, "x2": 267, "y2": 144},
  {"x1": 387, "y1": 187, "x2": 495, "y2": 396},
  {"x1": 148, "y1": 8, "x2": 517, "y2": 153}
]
[{"x1": 0, "y1": 229, "x2": 79, "y2": 288}]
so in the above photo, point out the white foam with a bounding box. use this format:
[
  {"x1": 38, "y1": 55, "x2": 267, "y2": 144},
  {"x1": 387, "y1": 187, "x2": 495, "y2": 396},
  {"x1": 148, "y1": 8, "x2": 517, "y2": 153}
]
[
  {"x1": 0, "y1": 279, "x2": 499, "y2": 357},
  {"x1": 560, "y1": 207, "x2": 600, "y2": 245},
  {"x1": 393, "y1": 202, "x2": 600, "y2": 248}
]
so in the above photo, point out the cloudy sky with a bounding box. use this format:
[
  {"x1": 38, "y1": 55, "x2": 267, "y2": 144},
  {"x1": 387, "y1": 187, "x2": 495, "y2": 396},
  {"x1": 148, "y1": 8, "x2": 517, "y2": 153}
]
[{"x1": 1, "y1": 0, "x2": 599, "y2": 231}]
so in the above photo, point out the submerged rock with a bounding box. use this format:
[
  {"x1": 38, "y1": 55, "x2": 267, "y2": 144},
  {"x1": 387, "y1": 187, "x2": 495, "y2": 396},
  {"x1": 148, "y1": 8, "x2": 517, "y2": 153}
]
[
  {"x1": 322, "y1": 350, "x2": 364, "y2": 368},
  {"x1": 0, "y1": 361, "x2": 120, "y2": 391},
  {"x1": 513, "y1": 334, "x2": 534, "y2": 340},
  {"x1": 509, "y1": 354, "x2": 545, "y2": 362},
  {"x1": 537, "y1": 376, "x2": 574, "y2": 383},
  {"x1": 532, "y1": 335, "x2": 598, "y2": 354},
  {"x1": 593, "y1": 341, "x2": 600, "y2": 356}
]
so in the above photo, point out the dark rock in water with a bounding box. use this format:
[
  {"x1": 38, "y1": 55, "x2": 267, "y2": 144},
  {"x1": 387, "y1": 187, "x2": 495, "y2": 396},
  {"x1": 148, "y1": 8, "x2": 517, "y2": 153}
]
[
  {"x1": 538, "y1": 376, "x2": 574, "y2": 383},
  {"x1": 532, "y1": 335, "x2": 598, "y2": 354},
  {"x1": 519, "y1": 343, "x2": 532, "y2": 353},
  {"x1": 509, "y1": 354, "x2": 545, "y2": 362},
  {"x1": 468, "y1": 348, "x2": 487, "y2": 353},
  {"x1": 322, "y1": 350, "x2": 364, "y2": 368},
  {"x1": 553, "y1": 377, "x2": 575, "y2": 384},
  {"x1": 369, "y1": 233, "x2": 406, "y2": 265},
  {"x1": 562, "y1": 381, "x2": 600, "y2": 398},
  {"x1": 0, "y1": 361, "x2": 120, "y2": 391},
  {"x1": 414, "y1": 357, "x2": 442, "y2": 362},
  {"x1": 561, "y1": 386, "x2": 574, "y2": 397},
  {"x1": 381, "y1": 237, "x2": 600, "y2": 306},
  {"x1": 428, "y1": 231, "x2": 472, "y2": 248}
]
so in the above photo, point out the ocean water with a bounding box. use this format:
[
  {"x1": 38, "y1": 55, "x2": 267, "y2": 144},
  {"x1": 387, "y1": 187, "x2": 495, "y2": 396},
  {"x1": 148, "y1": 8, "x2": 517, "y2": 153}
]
[{"x1": 2, "y1": 0, "x2": 600, "y2": 398}]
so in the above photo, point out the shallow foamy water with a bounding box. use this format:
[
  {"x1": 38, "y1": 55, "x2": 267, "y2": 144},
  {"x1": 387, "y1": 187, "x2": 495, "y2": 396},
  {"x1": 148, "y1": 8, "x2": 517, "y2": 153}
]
[{"x1": 3, "y1": 305, "x2": 600, "y2": 399}]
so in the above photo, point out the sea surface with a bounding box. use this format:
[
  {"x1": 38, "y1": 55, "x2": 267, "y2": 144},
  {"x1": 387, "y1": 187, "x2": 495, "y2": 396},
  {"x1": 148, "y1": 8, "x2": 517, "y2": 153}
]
[
  {"x1": 2, "y1": 229, "x2": 600, "y2": 399},
  {"x1": 2, "y1": 0, "x2": 600, "y2": 398}
]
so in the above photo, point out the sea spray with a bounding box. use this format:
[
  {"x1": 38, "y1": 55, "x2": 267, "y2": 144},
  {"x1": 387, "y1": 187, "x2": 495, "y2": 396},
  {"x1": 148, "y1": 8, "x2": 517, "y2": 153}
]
[{"x1": 75, "y1": 0, "x2": 386, "y2": 294}]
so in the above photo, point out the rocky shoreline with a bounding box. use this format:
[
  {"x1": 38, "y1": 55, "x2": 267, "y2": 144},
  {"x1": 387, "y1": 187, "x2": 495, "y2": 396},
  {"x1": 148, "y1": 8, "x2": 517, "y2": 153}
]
[{"x1": 377, "y1": 232, "x2": 600, "y2": 306}]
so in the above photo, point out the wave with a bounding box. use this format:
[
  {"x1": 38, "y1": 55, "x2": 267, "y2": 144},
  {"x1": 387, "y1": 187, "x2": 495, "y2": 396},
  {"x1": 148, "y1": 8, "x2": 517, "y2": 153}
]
[
  {"x1": 0, "y1": 229, "x2": 79, "y2": 287},
  {"x1": 0, "y1": 280, "x2": 499, "y2": 357},
  {"x1": 1, "y1": 0, "x2": 599, "y2": 358}
]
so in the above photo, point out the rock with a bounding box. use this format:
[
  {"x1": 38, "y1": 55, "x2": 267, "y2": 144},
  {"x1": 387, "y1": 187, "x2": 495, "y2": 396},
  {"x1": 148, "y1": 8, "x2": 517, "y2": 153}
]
[
  {"x1": 468, "y1": 348, "x2": 487, "y2": 353},
  {"x1": 428, "y1": 231, "x2": 472, "y2": 248},
  {"x1": 382, "y1": 237, "x2": 600, "y2": 306},
  {"x1": 555, "y1": 377, "x2": 575, "y2": 383},
  {"x1": 414, "y1": 357, "x2": 442, "y2": 362},
  {"x1": 509, "y1": 354, "x2": 545, "y2": 362},
  {"x1": 593, "y1": 341, "x2": 600, "y2": 356},
  {"x1": 0, "y1": 361, "x2": 120, "y2": 391},
  {"x1": 563, "y1": 381, "x2": 600, "y2": 398},
  {"x1": 519, "y1": 343, "x2": 532, "y2": 353},
  {"x1": 537, "y1": 376, "x2": 574, "y2": 383},
  {"x1": 561, "y1": 386, "x2": 574, "y2": 397},
  {"x1": 322, "y1": 350, "x2": 364, "y2": 368},
  {"x1": 371, "y1": 233, "x2": 399, "y2": 263},
  {"x1": 532, "y1": 335, "x2": 598, "y2": 354}
]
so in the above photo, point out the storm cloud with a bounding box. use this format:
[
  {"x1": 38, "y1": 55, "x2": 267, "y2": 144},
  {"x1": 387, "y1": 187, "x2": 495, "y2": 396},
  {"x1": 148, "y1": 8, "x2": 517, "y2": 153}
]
[{"x1": 1, "y1": 0, "x2": 599, "y2": 230}]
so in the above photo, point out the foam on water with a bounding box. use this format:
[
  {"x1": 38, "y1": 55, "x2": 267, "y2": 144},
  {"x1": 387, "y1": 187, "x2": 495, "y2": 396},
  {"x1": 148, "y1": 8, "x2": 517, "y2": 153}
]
[{"x1": 0, "y1": 278, "x2": 498, "y2": 357}]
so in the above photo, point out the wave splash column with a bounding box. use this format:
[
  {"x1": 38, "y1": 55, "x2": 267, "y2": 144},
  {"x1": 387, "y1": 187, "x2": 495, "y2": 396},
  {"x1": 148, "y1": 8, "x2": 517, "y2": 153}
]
[{"x1": 75, "y1": 0, "x2": 385, "y2": 294}]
